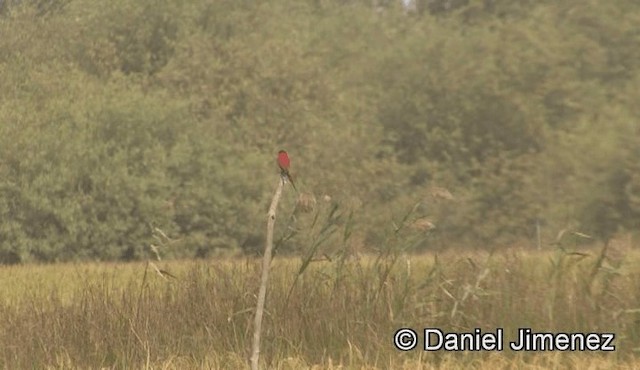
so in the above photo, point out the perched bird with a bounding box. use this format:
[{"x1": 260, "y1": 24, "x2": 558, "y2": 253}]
[{"x1": 277, "y1": 150, "x2": 297, "y2": 191}]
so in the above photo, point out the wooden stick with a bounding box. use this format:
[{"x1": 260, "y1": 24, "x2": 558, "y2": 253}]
[{"x1": 250, "y1": 178, "x2": 284, "y2": 370}]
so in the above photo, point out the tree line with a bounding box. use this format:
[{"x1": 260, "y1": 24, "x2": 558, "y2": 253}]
[{"x1": 0, "y1": 0, "x2": 638, "y2": 262}]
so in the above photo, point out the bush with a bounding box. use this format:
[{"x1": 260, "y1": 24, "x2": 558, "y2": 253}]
[{"x1": 0, "y1": 0, "x2": 638, "y2": 261}]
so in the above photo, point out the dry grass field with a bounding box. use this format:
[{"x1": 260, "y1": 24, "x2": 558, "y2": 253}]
[{"x1": 1, "y1": 246, "x2": 639, "y2": 369}]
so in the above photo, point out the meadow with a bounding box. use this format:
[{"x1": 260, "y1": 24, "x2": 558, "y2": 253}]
[
  {"x1": 1, "y1": 245, "x2": 639, "y2": 369},
  {"x1": 1, "y1": 2, "x2": 639, "y2": 368}
]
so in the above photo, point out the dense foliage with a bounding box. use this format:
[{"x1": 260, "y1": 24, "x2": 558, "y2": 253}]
[{"x1": 0, "y1": 0, "x2": 638, "y2": 262}]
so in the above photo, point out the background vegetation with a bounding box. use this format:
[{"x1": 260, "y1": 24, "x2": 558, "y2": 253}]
[{"x1": 0, "y1": 0, "x2": 639, "y2": 262}]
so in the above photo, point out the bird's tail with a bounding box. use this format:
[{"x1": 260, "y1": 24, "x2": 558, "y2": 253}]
[
  {"x1": 288, "y1": 173, "x2": 298, "y2": 192},
  {"x1": 281, "y1": 170, "x2": 298, "y2": 192}
]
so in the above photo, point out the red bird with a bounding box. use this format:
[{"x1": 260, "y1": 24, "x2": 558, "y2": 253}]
[{"x1": 277, "y1": 150, "x2": 297, "y2": 191}]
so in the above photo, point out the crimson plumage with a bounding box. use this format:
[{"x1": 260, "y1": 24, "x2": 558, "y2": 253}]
[{"x1": 277, "y1": 150, "x2": 297, "y2": 191}]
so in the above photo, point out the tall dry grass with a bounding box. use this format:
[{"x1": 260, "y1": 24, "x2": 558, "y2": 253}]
[{"x1": 0, "y1": 245, "x2": 639, "y2": 369}]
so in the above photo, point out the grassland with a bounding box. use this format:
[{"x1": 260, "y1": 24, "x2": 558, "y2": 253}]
[{"x1": 1, "y1": 246, "x2": 639, "y2": 369}]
